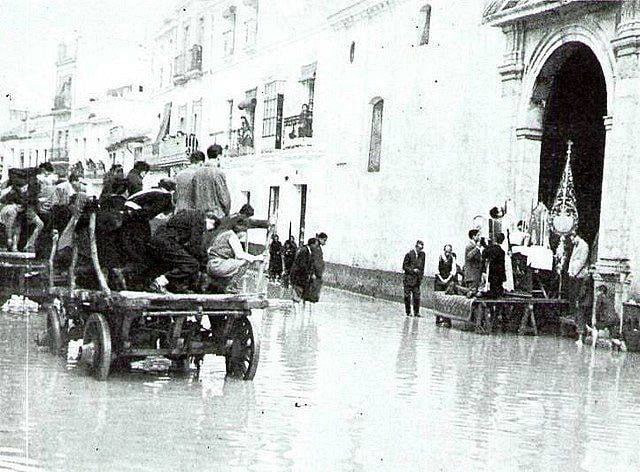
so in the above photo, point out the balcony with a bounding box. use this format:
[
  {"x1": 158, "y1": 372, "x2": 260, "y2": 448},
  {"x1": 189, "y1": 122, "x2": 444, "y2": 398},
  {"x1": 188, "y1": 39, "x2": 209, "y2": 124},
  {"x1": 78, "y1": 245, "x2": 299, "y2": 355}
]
[
  {"x1": 151, "y1": 133, "x2": 198, "y2": 168},
  {"x1": 226, "y1": 126, "x2": 255, "y2": 157},
  {"x1": 49, "y1": 147, "x2": 69, "y2": 164},
  {"x1": 173, "y1": 44, "x2": 203, "y2": 85},
  {"x1": 282, "y1": 107, "x2": 313, "y2": 149},
  {"x1": 52, "y1": 94, "x2": 70, "y2": 111}
]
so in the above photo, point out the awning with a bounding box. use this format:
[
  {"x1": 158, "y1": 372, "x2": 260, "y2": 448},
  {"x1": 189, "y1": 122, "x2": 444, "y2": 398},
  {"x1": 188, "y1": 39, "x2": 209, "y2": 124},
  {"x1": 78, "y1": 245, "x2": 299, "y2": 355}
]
[
  {"x1": 156, "y1": 102, "x2": 172, "y2": 143},
  {"x1": 299, "y1": 61, "x2": 317, "y2": 82}
]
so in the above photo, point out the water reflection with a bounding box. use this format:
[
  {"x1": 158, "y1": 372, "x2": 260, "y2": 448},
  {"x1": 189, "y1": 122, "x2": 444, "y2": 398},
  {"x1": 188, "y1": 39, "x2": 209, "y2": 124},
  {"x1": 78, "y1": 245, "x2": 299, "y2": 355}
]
[{"x1": 1, "y1": 289, "x2": 640, "y2": 470}]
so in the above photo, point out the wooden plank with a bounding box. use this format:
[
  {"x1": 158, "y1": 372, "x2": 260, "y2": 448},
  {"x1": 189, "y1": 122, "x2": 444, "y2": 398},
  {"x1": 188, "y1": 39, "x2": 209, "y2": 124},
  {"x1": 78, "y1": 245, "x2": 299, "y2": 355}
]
[
  {"x1": 0, "y1": 251, "x2": 36, "y2": 259},
  {"x1": 47, "y1": 286, "x2": 270, "y2": 311}
]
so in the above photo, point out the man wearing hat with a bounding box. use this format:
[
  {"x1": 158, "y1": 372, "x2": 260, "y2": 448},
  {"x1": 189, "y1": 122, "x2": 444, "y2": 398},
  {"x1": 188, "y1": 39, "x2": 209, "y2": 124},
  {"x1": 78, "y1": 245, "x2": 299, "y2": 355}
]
[{"x1": 402, "y1": 240, "x2": 426, "y2": 317}]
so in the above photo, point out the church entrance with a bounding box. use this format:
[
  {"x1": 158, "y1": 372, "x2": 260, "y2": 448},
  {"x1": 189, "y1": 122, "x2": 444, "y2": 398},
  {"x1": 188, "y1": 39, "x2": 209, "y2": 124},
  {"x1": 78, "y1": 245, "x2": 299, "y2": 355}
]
[{"x1": 536, "y1": 42, "x2": 607, "y2": 247}]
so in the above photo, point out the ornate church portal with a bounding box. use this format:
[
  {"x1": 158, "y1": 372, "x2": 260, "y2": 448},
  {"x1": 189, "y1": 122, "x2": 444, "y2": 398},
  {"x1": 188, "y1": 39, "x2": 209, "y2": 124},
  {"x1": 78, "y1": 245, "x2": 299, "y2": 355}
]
[
  {"x1": 537, "y1": 43, "x2": 607, "y2": 247},
  {"x1": 483, "y1": 0, "x2": 640, "y2": 308}
]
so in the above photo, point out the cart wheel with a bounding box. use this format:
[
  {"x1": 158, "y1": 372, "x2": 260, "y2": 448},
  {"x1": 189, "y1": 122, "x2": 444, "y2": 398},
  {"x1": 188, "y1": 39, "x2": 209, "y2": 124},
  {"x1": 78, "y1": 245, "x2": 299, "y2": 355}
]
[
  {"x1": 225, "y1": 315, "x2": 261, "y2": 380},
  {"x1": 80, "y1": 313, "x2": 112, "y2": 381},
  {"x1": 45, "y1": 303, "x2": 66, "y2": 356}
]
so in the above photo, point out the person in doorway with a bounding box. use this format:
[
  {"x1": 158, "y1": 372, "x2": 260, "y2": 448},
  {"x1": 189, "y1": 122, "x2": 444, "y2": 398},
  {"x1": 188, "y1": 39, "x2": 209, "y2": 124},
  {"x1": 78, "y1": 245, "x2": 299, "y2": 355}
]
[
  {"x1": 268, "y1": 234, "x2": 283, "y2": 281},
  {"x1": 482, "y1": 233, "x2": 507, "y2": 298},
  {"x1": 191, "y1": 144, "x2": 230, "y2": 218},
  {"x1": 282, "y1": 235, "x2": 298, "y2": 288},
  {"x1": 125, "y1": 161, "x2": 150, "y2": 195},
  {"x1": 464, "y1": 229, "x2": 484, "y2": 294},
  {"x1": 402, "y1": 240, "x2": 425, "y2": 317}
]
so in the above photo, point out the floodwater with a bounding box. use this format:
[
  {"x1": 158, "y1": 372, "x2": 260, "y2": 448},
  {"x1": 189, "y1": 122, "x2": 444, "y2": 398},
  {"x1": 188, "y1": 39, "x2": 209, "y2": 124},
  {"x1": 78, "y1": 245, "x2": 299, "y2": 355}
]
[{"x1": 1, "y1": 287, "x2": 640, "y2": 472}]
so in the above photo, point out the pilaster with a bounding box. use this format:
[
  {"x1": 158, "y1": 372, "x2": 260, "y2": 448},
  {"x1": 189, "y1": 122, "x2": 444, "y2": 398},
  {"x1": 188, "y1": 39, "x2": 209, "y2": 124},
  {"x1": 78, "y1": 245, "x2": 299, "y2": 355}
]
[
  {"x1": 499, "y1": 21, "x2": 526, "y2": 200},
  {"x1": 514, "y1": 126, "x2": 542, "y2": 217},
  {"x1": 597, "y1": 0, "x2": 640, "y2": 303}
]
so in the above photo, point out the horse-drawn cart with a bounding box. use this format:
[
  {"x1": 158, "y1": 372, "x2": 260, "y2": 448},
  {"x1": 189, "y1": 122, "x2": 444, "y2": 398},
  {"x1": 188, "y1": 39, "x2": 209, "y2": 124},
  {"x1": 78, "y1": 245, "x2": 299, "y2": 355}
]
[{"x1": 43, "y1": 201, "x2": 270, "y2": 381}]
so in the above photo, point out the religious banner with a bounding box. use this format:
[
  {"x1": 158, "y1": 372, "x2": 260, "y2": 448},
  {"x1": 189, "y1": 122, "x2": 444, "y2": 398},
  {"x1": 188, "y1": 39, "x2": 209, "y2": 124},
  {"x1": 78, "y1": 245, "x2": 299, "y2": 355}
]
[{"x1": 550, "y1": 140, "x2": 579, "y2": 236}]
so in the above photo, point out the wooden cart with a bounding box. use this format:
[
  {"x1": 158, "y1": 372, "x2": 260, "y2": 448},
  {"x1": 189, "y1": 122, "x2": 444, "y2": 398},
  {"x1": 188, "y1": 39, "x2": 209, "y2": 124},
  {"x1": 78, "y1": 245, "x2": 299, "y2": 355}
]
[{"x1": 43, "y1": 205, "x2": 267, "y2": 381}]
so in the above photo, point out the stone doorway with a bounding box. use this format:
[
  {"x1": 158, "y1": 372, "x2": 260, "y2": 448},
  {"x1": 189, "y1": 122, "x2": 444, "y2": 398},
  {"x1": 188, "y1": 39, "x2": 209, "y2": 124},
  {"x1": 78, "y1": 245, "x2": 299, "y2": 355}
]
[{"x1": 535, "y1": 42, "x2": 607, "y2": 247}]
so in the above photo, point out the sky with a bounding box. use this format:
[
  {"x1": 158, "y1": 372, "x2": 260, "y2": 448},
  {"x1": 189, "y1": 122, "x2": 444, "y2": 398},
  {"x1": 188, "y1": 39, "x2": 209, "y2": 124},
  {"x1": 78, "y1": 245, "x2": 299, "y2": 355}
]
[{"x1": 0, "y1": 0, "x2": 176, "y2": 112}]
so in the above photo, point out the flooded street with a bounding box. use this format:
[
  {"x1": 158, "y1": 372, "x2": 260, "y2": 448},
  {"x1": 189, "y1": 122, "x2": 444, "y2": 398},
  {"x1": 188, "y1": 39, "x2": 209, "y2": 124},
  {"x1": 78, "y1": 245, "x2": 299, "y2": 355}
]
[{"x1": 1, "y1": 287, "x2": 640, "y2": 471}]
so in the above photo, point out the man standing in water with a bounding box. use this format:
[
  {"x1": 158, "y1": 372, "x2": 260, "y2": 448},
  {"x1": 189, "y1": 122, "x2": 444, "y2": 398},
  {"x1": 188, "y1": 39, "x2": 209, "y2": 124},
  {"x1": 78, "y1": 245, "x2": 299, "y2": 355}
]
[{"x1": 402, "y1": 240, "x2": 425, "y2": 317}]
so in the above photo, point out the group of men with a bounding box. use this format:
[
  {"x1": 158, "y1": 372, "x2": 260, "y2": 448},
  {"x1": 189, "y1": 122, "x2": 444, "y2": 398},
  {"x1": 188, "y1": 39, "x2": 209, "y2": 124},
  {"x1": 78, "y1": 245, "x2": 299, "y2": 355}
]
[
  {"x1": 0, "y1": 162, "x2": 82, "y2": 253},
  {"x1": 0, "y1": 144, "x2": 330, "y2": 299},
  {"x1": 143, "y1": 144, "x2": 259, "y2": 294},
  {"x1": 401, "y1": 225, "x2": 618, "y2": 342},
  {"x1": 401, "y1": 232, "x2": 507, "y2": 318}
]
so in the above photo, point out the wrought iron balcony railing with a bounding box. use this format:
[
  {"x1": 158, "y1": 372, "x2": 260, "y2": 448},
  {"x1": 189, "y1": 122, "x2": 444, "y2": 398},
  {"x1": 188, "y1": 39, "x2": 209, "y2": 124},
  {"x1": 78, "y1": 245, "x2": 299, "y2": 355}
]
[
  {"x1": 173, "y1": 44, "x2": 203, "y2": 85},
  {"x1": 53, "y1": 95, "x2": 70, "y2": 111},
  {"x1": 151, "y1": 132, "x2": 199, "y2": 168},
  {"x1": 226, "y1": 127, "x2": 254, "y2": 157},
  {"x1": 282, "y1": 107, "x2": 313, "y2": 149}
]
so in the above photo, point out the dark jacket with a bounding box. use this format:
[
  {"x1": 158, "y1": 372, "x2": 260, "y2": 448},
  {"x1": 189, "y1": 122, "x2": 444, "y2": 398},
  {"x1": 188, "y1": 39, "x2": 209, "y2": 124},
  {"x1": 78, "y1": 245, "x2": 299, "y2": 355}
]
[
  {"x1": 482, "y1": 243, "x2": 506, "y2": 284},
  {"x1": 464, "y1": 241, "x2": 483, "y2": 285},
  {"x1": 126, "y1": 169, "x2": 144, "y2": 195},
  {"x1": 290, "y1": 245, "x2": 313, "y2": 287},
  {"x1": 403, "y1": 249, "x2": 425, "y2": 286},
  {"x1": 152, "y1": 209, "x2": 207, "y2": 262},
  {"x1": 126, "y1": 188, "x2": 174, "y2": 220}
]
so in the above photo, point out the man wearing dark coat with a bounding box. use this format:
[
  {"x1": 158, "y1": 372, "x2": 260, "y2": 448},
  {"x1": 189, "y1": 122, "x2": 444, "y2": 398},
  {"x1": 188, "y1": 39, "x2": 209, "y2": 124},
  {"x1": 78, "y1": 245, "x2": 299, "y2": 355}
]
[
  {"x1": 268, "y1": 234, "x2": 283, "y2": 280},
  {"x1": 290, "y1": 238, "x2": 318, "y2": 303},
  {"x1": 306, "y1": 232, "x2": 327, "y2": 302},
  {"x1": 125, "y1": 161, "x2": 150, "y2": 196},
  {"x1": 482, "y1": 232, "x2": 506, "y2": 298},
  {"x1": 282, "y1": 235, "x2": 298, "y2": 288},
  {"x1": 148, "y1": 209, "x2": 216, "y2": 293},
  {"x1": 402, "y1": 240, "x2": 426, "y2": 317},
  {"x1": 464, "y1": 229, "x2": 484, "y2": 291}
]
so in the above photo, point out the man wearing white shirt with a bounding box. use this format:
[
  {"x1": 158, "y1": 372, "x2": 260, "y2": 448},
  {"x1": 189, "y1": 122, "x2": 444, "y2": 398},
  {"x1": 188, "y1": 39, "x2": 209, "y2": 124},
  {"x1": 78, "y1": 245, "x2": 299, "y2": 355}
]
[{"x1": 566, "y1": 231, "x2": 591, "y2": 342}]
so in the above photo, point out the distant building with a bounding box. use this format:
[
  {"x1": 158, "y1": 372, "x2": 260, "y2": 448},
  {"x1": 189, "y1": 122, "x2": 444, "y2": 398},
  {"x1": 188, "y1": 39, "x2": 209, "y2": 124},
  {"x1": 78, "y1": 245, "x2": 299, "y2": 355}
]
[{"x1": 0, "y1": 37, "x2": 155, "y2": 191}]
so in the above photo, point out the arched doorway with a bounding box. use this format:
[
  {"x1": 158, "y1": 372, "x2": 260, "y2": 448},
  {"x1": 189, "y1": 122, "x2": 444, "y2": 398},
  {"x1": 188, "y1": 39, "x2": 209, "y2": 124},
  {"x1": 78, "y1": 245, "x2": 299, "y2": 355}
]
[{"x1": 535, "y1": 42, "x2": 607, "y2": 247}]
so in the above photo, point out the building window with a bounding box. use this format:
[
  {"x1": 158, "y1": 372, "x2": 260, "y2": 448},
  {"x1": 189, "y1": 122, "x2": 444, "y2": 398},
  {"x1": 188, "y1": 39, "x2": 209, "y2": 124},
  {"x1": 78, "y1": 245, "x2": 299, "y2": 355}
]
[
  {"x1": 368, "y1": 98, "x2": 384, "y2": 172},
  {"x1": 192, "y1": 98, "x2": 202, "y2": 136},
  {"x1": 268, "y1": 186, "x2": 280, "y2": 218},
  {"x1": 243, "y1": 18, "x2": 257, "y2": 48},
  {"x1": 227, "y1": 99, "x2": 234, "y2": 144},
  {"x1": 262, "y1": 82, "x2": 278, "y2": 138},
  {"x1": 222, "y1": 7, "x2": 236, "y2": 56},
  {"x1": 197, "y1": 17, "x2": 204, "y2": 46},
  {"x1": 350, "y1": 41, "x2": 355, "y2": 63},
  {"x1": 420, "y1": 4, "x2": 432, "y2": 46}
]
